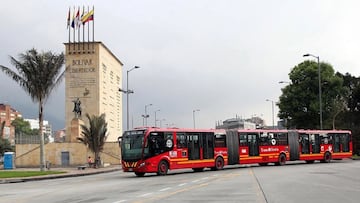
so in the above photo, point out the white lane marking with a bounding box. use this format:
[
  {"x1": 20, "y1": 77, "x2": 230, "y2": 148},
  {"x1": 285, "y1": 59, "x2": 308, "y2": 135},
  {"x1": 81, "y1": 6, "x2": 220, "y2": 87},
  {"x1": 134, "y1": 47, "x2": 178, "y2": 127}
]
[
  {"x1": 139, "y1": 193, "x2": 152, "y2": 197},
  {"x1": 178, "y1": 183, "x2": 187, "y2": 187},
  {"x1": 159, "y1": 187, "x2": 171, "y2": 192},
  {"x1": 192, "y1": 179, "x2": 200, "y2": 183},
  {"x1": 201, "y1": 177, "x2": 209, "y2": 180},
  {"x1": 112, "y1": 200, "x2": 126, "y2": 203}
]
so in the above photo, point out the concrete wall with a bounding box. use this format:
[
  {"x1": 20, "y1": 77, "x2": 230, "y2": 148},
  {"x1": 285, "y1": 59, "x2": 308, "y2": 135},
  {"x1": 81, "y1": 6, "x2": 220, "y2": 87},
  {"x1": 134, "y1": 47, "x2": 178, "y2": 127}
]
[{"x1": 15, "y1": 142, "x2": 121, "y2": 167}]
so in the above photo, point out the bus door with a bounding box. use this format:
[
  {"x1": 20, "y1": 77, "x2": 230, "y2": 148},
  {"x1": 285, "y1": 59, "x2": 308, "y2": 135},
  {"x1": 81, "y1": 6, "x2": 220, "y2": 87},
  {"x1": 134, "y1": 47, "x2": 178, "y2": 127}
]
[
  {"x1": 248, "y1": 133, "x2": 259, "y2": 156},
  {"x1": 300, "y1": 133, "x2": 310, "y2": 154},
  {"x1": 202, "y1": 132, "x2": 214, "y2": 159},
  {"x1": 340, "y1": 133, "x2": 350, "y2": 152},
  {"x1": 330, "y1": 133, "x2": 351, "y2": 153},
  {"x1": 187, "y1": 133, "x2": 200, "y2": 160},
  {"x1": 311, "y1": 134, "x2": 321, "y2": 153},
  {"x1": 332, "y1": 134, "x2": 341, "y2": 152}
]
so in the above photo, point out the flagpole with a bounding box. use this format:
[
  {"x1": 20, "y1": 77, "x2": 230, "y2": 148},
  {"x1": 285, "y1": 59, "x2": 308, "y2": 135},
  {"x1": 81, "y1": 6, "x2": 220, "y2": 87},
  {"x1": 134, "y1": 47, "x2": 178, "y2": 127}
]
[
  {"x1": 87, "y1": 6, "x2": 90, "y2": 50},
  {"x1": 73, "y1": 7, "x2": 75, "y2": 50},
  {"x1": 68, "y1": 7, "x2": 70, "y2": 44},
  {"x1": 82, "y1": 6, "x2": 85, "y2": 51},
  {"x1": 92, "y1": 6, "x2": 95, "y2": 52},
  {"x1": 78, "y1": 6, "x2": 80, "y2": 50}
]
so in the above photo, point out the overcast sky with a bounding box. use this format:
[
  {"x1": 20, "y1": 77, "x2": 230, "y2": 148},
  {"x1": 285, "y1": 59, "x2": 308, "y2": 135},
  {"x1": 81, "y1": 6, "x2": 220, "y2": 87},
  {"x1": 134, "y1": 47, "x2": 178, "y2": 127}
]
[{"x1": 1, "y1": 0, "x2": 360, "y2": 131}]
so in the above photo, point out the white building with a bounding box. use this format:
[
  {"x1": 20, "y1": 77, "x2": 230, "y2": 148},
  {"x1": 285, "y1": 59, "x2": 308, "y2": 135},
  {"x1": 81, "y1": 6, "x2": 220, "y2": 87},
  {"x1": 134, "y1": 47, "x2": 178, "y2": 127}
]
[{"x1": 24, "y1": 118, "x2": 53, "y2": 139}]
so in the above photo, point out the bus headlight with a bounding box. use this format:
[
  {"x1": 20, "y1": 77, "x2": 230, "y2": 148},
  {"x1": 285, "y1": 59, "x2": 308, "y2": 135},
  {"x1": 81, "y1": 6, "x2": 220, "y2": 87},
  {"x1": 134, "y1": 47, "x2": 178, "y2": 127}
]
[{"x1": 139, "y1": 162, "x2": 145, "y2": 168}]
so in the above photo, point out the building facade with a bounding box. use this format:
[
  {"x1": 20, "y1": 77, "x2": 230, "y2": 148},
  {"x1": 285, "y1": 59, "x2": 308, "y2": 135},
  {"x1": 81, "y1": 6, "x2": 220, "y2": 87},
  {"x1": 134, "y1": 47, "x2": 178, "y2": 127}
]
[
  {"x1": 216, "y1": 117, "x2": 256, "y2": 130},
  {"x1": 64, "y1": 42, "x2": 123, "y2": 142},
  {"x1": 0, "y1": 103, "x2": 22, "y2": 145},
  {"x1": 24, "y1": 118, "x2": 53, "y2": 140}
]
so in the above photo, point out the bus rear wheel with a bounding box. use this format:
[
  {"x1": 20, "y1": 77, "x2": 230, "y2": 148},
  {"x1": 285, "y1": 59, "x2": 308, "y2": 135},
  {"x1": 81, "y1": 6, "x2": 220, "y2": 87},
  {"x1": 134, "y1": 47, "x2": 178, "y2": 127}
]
[
  {"x1": 157, "y1": 160, "x2": 169, "y2": 176},
  {"x1": 213, "y1": 157, "x2": 224, "y2": 170},
  {"x1": 322, "y1": 152, "x2": 331, "y2": 163},
  {"x1": 135, "y1": 172, "x2": 145, "y2": 177},
  {"x1": 278, "y1": 154, "x2": 286, "y2": 166}
]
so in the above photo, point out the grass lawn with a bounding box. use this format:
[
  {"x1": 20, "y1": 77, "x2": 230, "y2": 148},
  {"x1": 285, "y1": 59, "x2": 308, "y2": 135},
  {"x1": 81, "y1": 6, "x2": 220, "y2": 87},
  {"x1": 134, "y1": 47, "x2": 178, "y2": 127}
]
[{"x1": 0, "y1": 170, "x2": 66, "y2": 178}]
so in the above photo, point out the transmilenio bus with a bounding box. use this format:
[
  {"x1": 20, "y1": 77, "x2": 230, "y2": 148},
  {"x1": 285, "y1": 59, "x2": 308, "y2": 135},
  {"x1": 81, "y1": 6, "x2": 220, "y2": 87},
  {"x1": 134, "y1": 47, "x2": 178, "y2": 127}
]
[{"x1": 118, "y1": 127, "x2": 352, "y2": 176}]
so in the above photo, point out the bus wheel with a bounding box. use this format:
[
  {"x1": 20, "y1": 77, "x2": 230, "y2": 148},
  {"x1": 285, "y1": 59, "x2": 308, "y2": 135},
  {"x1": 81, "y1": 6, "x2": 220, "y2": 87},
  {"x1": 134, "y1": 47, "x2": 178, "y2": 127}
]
[
  {"x1": 305, "y1": 160, "x2": 315, "y2": 164},
  {"x1": 214, "y1": 157, "x2": 224, "y2": 170},
  {"x1": 323, "y1": 152, "x2": 331, "y2": 163},
  {"x1": 259, "y1": 163, "x2": 268, "y2": 166},
  {"x1": 135, "y1": 172, "x2": 145, "y2": 177},
  {"x1": 278, "y1": 154, "x2": 286, "y2": 166},
  {"x1": 192, "y1": 168, "x2": 204, "y2": 172},
  {"x1": 157, "y1": 160, "x2": 169, "y2": 175}
]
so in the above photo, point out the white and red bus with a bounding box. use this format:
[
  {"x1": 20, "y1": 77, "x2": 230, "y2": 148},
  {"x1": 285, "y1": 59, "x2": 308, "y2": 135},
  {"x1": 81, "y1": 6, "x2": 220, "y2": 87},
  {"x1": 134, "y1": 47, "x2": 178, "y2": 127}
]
[{"x1": 119, "y1": 127, "x2": 352, "y2": 176}]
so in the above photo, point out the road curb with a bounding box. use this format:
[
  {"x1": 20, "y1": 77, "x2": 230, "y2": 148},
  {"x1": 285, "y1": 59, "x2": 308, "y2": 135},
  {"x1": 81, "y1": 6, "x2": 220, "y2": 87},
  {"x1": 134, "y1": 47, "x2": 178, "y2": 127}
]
[{"x1": 0, "y1": 168, "x2": 121, "y2": 184}]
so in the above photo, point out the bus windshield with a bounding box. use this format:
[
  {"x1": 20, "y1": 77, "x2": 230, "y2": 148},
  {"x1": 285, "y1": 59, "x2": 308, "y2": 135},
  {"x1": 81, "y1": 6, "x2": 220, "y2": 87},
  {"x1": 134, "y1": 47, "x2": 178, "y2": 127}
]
[{"x1": 121, "y1": 130, "x2": 145, "y2": 161}]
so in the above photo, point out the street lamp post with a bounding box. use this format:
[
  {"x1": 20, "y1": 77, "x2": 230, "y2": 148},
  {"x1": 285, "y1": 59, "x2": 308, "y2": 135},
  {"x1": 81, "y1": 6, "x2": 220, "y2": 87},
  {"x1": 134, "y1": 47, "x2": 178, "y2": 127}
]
[
  {"x1": 266, "y1": 99, "x2": 275, "y2": 129},
  {"x1": 143, "y1": 103, "x2": 152, "y2": 126},
  {"x1": 303, "y1": 53, "x2": 322, "y2": 130},
  {"x1": 119, "y1": 66, "x2": 140, "y2": 131},
  {"x1": 154, "y1": 109, "x2": 160, "y2": 127},
  {"x1": 193, "y1": 109, "x2": 200, "y2": 129}
]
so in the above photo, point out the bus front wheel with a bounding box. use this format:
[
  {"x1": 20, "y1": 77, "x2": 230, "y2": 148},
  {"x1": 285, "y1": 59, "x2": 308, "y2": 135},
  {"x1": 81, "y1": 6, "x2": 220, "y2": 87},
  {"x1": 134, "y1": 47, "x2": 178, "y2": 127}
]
[{"x1": 157, "y1": 160, "x2": 169, "y2": 175}]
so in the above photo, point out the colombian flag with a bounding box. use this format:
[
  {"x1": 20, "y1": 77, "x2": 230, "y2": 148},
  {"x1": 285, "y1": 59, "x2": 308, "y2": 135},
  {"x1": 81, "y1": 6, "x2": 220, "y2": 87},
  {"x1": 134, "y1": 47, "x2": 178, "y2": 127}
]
[{"x1": 81, "y1": 9, "x2": 94, "y2": 24}]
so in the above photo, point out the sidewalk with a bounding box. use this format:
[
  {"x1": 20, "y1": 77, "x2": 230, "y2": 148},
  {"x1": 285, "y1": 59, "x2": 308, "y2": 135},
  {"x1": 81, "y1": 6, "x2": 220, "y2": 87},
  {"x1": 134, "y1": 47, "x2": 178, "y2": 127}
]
[{"x1": 0, "y1": 164, "x2": 122, "y2": 184}]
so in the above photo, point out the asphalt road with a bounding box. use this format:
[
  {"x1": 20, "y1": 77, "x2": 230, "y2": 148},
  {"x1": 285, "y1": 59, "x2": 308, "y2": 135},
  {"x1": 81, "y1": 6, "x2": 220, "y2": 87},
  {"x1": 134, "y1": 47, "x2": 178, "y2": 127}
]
[{"x1": 0, "y1": 159, "x2": 359, "y2": 203}]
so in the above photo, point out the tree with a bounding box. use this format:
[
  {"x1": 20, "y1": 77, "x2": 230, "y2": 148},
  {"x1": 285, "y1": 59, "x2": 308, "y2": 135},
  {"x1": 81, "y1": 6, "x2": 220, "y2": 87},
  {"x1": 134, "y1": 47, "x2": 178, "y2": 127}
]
[
  {"x1": 1, "y1": 121, "x2": 13, "y2": 156},
  {"x1": 11, "y1": 117, "x2": 33, "y2": 135},
  {"x1": 335, "y1": 72, "x2": 360, "y2": 154},
  {"x1": 77, "y1": 113, "x2": 108, "y2": 168},
  {"x1": 0, "y1": 49, "x2": 65, "y2": 171},
  {"x1": 278, "y1": 60, "x2": 344, "y2": 129}
]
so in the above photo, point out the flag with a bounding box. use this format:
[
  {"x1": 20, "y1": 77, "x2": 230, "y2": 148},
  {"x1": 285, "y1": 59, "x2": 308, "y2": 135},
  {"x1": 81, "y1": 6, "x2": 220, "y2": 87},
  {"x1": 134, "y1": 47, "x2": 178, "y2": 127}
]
[
  {"x1": 75, "y1": 8, "x2": 81, "y2": 28},
  {"x1": 71, "y1": 8, "x2": 75, "y2": 28},
  {"x1": 67, "y1": 8, "x2": 70, "y2": 29},
  {"x1": 81, "y1": 9, "x2": 94, "y2": 24}
]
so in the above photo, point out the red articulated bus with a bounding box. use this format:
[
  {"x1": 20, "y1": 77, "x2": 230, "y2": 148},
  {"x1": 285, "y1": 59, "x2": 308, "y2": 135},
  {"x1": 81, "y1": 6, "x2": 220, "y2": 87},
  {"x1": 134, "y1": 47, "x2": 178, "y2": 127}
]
[
  {"x1": 118, "y1": 127, "x2": 352, "y2": 176},
  {"x1": 119, "y1": 127, "x2": 228, "y2": 176},
  {"x1": 226, "y1": 129, "x2": 352, "y2": 166}
]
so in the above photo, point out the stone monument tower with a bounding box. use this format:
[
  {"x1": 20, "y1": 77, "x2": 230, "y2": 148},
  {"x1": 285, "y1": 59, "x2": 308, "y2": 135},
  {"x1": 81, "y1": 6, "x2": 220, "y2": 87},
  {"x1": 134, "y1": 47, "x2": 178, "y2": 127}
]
[{"x1": 64, "y1": 42, "x2": 123, "y2": 142}]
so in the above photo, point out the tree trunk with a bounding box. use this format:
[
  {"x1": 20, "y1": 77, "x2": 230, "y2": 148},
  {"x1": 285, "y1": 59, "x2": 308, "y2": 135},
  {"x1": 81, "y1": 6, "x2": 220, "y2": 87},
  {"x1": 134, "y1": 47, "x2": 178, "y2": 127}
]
[{"x1": 39, "y1": 101, "x2": 45, "y2": 171}]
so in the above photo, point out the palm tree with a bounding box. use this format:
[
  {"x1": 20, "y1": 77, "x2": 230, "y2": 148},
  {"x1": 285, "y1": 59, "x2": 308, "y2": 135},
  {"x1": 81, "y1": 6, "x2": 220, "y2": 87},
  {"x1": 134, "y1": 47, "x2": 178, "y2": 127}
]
[
  {"x1": 78, "y1": 113, "x2": 108, "y2": 168},
  {"x1": 0, "y1": 49, "x2": 65, "y2": 171}
]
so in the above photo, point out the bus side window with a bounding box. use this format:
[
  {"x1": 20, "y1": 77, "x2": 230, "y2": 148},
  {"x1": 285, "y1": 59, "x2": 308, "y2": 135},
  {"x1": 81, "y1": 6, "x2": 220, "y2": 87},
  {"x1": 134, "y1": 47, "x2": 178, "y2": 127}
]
[
  {"x1": 239, "y1": 133, "x2": 247, "y2": 146},
  {"x1": 176, "y1": 133, "x2": 186, "y2": 148},
  {"x1": 259, "y1": 132, "x2": 269, "y2": 146},
  {"x1": 277, "y1": 133, "x2": 288, "y2": 145},
  {"x1": 215, "y1": 133, "x2": 226, "y2": 147}
]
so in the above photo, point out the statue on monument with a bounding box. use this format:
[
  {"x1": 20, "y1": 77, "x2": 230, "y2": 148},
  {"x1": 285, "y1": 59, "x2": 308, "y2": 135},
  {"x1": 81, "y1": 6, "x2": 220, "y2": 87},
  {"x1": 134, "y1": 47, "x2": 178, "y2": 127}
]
[{"x1": 72, "y1": 97, "x2": 82, "y2": 118}]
